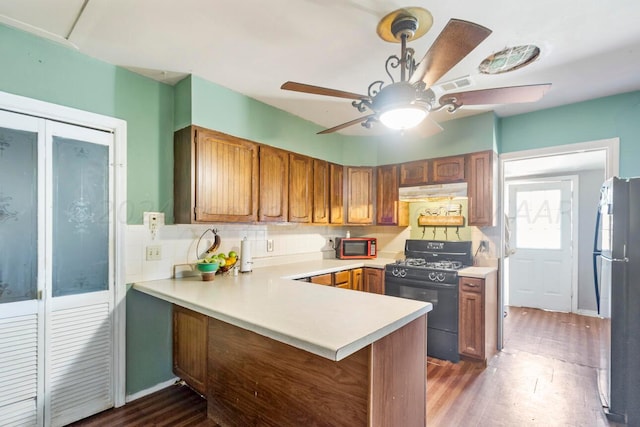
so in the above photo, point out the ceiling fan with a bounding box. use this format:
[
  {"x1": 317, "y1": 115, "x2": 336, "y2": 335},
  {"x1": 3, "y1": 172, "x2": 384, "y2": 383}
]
[{"x1": 281, "y1": 7, "x2": 551, "y2": 135}]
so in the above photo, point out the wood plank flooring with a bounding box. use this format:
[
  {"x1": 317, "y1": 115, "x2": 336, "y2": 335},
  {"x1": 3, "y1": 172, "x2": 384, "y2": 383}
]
[{"x1": 69, "y1": 306, "x2": 622, "y2": 427}]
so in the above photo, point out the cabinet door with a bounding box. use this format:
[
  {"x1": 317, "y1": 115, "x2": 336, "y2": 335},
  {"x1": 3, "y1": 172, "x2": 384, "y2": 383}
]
[
  {"x1": 458, "y1": 277, "x2": 485, "y2": 360},
  {"x1": 467, "y1": 151, "x2": 495, "y2": 226},
  {"x1": 259, "y1": 145, "x2": 289, "y2": 222},
  {"x1": 310, "y1": 273, "x2": 333, "y2": 286},
  {"x1": 400, "y1": 160, "x2": 429, "y2": 186},
  {"x1": 313, "y1": 159, "x2": 329, "y2": 224},
  {"x1": 363, "y1": 268, "x2": 384, "y2": 294},
  {"x1": 173, "y1": 305, "x2": 208, "y2": 395},
  {"x1": 334, "y1": 270, "x2": 351, "y2": 289},
  {"x1": 346, "y1": 166, "x2": 374, "y2": 224},
  {"x1": 432, "y1": 155, "x2": 465, "y2": 183},
  {"x1": 193, "y1": 127, "x2": 259, "y2": 222},
  {"x1": 289, "y1": 153, "x2": 313, "y2": 223},
  {"x1": 329, "y1": 163, "x2": 344, "y2": 224},
  {"x1": 351, "y1": 268, "x2": 363, "y2": 291},
  {"x1": 376, "y1": 164, "x2": 400, "y2": 225}
]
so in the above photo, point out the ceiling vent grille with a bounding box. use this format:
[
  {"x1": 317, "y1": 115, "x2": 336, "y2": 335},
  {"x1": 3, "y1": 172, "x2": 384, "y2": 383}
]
[{"x1": 435, "y1": 75, "x2": 474, "y2": 93}]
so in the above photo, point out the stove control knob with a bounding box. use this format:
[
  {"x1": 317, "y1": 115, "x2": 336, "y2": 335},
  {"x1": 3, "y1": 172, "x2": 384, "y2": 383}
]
[
  {"x1": 400, "y1": 269, "x2": 407, "y2": 278},
  {"x1": 428, "y1": 272, "x2": 437, "y2": 281},
  {"x1": 437, "y1": 272, "x2": 446, "y2": 282}
]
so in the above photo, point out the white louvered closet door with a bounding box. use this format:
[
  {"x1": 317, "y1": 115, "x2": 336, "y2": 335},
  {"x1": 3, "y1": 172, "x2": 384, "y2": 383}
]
[
  {"x1": 0, "y1": 111, "x2": 44, "y2": 427},
  {"x1": 0, "y1": 111, "x2": 116, "y2": 427}
]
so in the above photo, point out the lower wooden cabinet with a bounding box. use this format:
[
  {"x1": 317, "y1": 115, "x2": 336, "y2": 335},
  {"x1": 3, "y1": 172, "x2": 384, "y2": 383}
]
[
  {"x1": 310, "y1": 273, "x2": 333, "y2": 286},
  {"x1": 458, "y1": 271, "x2": 498, "y2": 364},
  {"x1": 334, "y1": 270, "x2": 351, "y2": 289},
  {"x1": 351, "y1": 268, "x2": 363, "y2": 291},
  {"x1": 363, "y1": 267, "x2": 384, "y2": 294},
  {"x1": 173, "y1": 305, "x2": 208, "y2": 395}
]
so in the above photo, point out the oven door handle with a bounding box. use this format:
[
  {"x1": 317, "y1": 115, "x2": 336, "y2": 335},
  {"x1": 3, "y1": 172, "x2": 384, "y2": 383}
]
[{"x1": 384, "y1": 275, "x2": 458, "y2": 291}]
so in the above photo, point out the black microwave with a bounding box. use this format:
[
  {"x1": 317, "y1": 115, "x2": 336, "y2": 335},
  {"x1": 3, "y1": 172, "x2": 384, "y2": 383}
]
[{"x1": 335, "y1": 237, "x2": 377, "y2": 259}]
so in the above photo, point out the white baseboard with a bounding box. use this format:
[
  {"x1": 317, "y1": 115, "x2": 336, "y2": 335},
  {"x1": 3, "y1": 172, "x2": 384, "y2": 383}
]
[
  {"x1": 124, "y1": 377, "x2": 179, "y2": 404},
  {"x1": 576, "y1": 308, "x2": 600, "y2": 318}
]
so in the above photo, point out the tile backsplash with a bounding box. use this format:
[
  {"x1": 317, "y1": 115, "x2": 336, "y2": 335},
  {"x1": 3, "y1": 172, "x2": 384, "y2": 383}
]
[
  {"x1": 125, "y1": 219, "x2": 499, "y2": 283},
  {"x1": 125, "y1": 223, "x2": 379, "y2": 283}
]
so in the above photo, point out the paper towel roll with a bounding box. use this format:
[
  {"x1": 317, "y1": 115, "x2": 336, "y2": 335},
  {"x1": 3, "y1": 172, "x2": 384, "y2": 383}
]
[{"x1": 240, "y1": 238, "x2": 252, "y2": 272}]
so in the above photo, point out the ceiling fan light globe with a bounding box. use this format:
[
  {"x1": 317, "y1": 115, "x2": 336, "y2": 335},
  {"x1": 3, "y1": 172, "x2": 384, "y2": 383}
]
[{"x1": 379, "y1": 107, "x2": 428, "y2": 130}]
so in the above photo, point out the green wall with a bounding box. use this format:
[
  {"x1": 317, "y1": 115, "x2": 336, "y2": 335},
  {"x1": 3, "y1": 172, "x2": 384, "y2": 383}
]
[
  {"x1": 0, "y1": 24, "x2": 175, "y2": 226},
  {"x1": 499, "y1": 91, "x2": 640, "y2": 176},
  {"x1": 375, "y1": 112, "x2": 497, "y2": 163}
]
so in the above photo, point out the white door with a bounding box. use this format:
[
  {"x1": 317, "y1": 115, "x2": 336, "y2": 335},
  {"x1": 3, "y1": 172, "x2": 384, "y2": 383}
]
[
  {"x1": 507, "y1": 180, "x2": 573, "y2": 311},
  {"x1": 0, "y1": 111, "x2": 116, "y2": 427}
]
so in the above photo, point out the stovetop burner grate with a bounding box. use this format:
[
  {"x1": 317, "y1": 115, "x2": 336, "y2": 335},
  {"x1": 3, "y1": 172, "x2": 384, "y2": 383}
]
[{"x1": 394, "y1": 258, "x2": 465, "y2": 271}]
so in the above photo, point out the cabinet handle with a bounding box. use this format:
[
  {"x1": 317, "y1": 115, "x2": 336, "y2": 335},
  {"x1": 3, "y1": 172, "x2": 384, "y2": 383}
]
[{"x1": 465, "y1": 283, "x2": 479, "y2": 287}]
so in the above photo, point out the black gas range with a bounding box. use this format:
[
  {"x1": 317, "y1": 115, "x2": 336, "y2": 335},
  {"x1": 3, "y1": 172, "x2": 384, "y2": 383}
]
[{"x1": 385, "y1": 240, "x2": 472, "y2": 362}]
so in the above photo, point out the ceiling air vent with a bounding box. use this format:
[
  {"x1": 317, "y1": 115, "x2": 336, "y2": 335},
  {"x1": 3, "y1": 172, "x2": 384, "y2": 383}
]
[{"x1": 434, "y1": 75, "x2": 473, "y2": 94}]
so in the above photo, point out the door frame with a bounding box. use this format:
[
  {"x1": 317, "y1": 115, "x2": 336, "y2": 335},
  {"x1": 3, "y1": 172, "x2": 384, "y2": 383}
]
[
  {"x1": 0, "y1": 90, "x2": 128, "y2": 407},
  {"x1": 498, "y1": 138, "x2": 619, "y2": 349},
  {"x1": 505, "y1": 175, "x2": 579, "y2": 312}
]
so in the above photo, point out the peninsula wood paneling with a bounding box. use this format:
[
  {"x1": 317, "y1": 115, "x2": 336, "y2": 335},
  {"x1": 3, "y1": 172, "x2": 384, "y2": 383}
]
[{"x1": 207, "y1": 318, "x2": 370, "y2": 426}]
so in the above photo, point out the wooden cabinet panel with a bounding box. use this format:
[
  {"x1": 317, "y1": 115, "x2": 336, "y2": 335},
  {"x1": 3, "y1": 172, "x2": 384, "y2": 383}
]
[
  {"x1": 173, "y1": 305, "x2": 208, "y2": 395},
  {"x1": 400, "y1": 160, "x2": 429, "y2": 186},
  {"x1": 458, "y1": 277, "x2": 485, "y2": 360},
  {"x1": 313, "y1": 159, "x2": 329, "y2": 224},
  {"x1": 432, "y1": 155, "x2": 465, "y2": 183},
  {"x1": 467, "y1": 150, "x2": 495, "y2": 226},
  {"x1": 329, "y1": 163, "x2": 344, "y2": 224},
  {"x1": 174, "y1": 126, "x2": 259, "y2": 223},
  {"x1": 346, "y1": 166, "x2": 374, "y2": 224},
  {"x1": 351, "y1": 268, "x2": 363, "y2": 292},
  {"x1": 363, "y1": 267, "x2": 384, "y2": 294},
  {"x1": 376, "y1": 164, "x2": 401, "y2": 225},
  {"x1": 458, "y1": 271, "x2": 498, "y2": 364},
  {"x1": 334, "y1": 270, "x2": 351, "y2": 289},
  {"x1": 289, "y1": 153, "x2": 313, "y2": 223},
  {"x1": 310, "y1": 273, "x2": 333, "y2": 286},
  {"x1": 259, "y1": 145, "x2": 289, "y2": 222}
]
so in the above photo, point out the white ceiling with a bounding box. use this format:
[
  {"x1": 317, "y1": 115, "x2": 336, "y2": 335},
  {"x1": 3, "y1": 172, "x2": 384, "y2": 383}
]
[{"x1": 2, "y1": 0, "x2": 640, "y2": 137}]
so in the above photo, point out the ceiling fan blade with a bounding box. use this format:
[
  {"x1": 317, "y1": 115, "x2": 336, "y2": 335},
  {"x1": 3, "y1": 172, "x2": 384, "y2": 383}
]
[
  {"x1": 317, "y1": 115, "x2": 375, "y2": 134},
  {"x1": 281, "y1": 81, "x2": 368, "y2": 100},
  {"x1": 409, "y1": 19, "x2": 492, "y2": 88},
  {"x1": 439, "y1": 84, "x2": 552, "y2": 106}
]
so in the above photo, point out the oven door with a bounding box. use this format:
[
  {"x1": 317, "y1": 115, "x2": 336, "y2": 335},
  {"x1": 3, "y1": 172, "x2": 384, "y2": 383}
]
[{"x1": 385, "y1": 276, "x2": 458, "y2": 333}]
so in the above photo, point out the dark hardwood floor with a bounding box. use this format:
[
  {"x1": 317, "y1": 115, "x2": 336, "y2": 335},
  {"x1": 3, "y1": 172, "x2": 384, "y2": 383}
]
[{"x1": 69, "y1": 306, "x2": 621, "y2": 427}]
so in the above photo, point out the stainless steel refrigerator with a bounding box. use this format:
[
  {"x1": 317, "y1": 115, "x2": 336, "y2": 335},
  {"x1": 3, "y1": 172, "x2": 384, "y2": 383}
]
[{"x1": 593, "y1": 176, "x2": 640, "y2": 425}]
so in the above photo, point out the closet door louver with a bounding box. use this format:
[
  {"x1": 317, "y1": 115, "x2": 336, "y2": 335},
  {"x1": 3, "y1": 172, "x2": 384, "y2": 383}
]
[{"x1": 0, "y1": 315, "x2": 39, "y2": 427}]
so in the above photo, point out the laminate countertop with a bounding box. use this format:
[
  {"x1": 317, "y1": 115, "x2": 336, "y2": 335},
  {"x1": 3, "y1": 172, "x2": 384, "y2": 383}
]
[
  {"x1": 458, "y1": 266, "x2": 498, "y2": 279},
  {"x1": 133, "y1": 258, "x2": 431, "y2": 362}
]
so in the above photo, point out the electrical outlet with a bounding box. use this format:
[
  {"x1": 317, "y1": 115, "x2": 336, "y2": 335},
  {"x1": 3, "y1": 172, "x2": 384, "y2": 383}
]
[
  {"x1": 143, "y1": 212, "x2": 164, "y2": 239},
  {"x1": 267, "y1": 239, "x2": 274, "y2": 252},
  {"x1": 146, "y1": 245, "x2": 162, "y2": 261}
]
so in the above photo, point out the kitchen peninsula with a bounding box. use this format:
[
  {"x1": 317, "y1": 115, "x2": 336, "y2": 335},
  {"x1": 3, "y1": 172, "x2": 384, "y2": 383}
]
[{"x1": 133, "y1": 260, "x2": 431, "y2": 426}]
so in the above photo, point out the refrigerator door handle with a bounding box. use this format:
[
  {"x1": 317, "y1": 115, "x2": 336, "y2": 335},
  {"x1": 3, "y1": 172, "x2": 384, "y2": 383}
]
[{"x1": 593, "y1": 208, "x2": 602, "y2": 314}]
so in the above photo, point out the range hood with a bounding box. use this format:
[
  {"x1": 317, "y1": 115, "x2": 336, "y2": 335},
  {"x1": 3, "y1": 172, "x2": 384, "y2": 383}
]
[{"x1": 399, "y1": 182, "x2": 468, "y2": 201}]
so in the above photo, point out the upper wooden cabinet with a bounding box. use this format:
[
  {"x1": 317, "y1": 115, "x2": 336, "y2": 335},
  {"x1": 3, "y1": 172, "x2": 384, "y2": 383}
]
[
  {"x1": 329, "y1": 163, "x2": 344, "y2": 224},
  {"x1": 313, "y1": 159, "x2": 329, "y2": 224},
  {"x1": 289, "y1": 153, "x2": 313, "y2": 223},
  {"x1": 174, "y1": 126, "x2": 259, "y2": 223},
  {"x1": 346, "y1": 166, "x2": 374, "y2": 224},
  {"x1": 400, "y1": 160, "x2": 429, "y2": 186},
  {"x1": 259, "y1": 145, "x2": 289, "y2": 222},
  {"x1": 467, "y1": 151, "x2": 496, "y2": 227},
  {"x1": 432, "y1": 155, "x2": 465, "y2": 183},
  {"x1": 376, "y1": 164, "x2": 400, "y2": 225}
]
